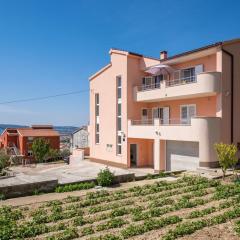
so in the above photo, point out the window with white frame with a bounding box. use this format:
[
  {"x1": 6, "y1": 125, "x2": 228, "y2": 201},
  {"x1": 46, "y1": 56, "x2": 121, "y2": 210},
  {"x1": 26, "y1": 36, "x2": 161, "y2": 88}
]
[
  {"x1": 116, "y1": 76, "x2": 122, "y2": 155},
  {"x1": 181, "y1": 67, "x2": 195, "y2": 82},
  {"x1": 95, "y1": 93, "x2": 100, "y2": 144},
  {"x1": 180, "y1": 104, "x2": 196, "y2": 124}
]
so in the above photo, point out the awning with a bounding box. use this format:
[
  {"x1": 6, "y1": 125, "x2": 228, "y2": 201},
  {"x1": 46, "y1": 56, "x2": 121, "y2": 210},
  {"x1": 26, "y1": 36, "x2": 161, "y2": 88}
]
[{"x1": 145, "y1": 64, "x2": 175, "y2": 75}]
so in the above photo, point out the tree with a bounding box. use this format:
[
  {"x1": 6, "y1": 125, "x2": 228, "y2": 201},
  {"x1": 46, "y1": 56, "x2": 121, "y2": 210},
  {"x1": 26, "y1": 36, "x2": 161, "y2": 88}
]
[
  {"x1": 47, "y1": 148, "x2": 60, "y2": 161},
  {"x1": 214, "y1": 143, "x2": 238, "y2": 179},
  {"x1": 32, "y1": 138, "x2": 50, "y2": 163},
  {"x1": 0, "y1": 149, "x2": 10, "y2": 174}
]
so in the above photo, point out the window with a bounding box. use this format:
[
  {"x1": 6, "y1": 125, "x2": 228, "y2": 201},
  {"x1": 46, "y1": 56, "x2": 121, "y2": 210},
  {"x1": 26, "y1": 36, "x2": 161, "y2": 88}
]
[
  {"x1": 117, "y1": 145, "x2": 122, "y2": 155},
  {"x1": 95, "y1": 93, "x2": 100, "y2": 144},
  {"x1": 181, "y1": 67, "x2": 195, "y2": 83},
  {"x1": 142, "y1": 109, "x2": 148, "y2": 117},
  {"x1": 154, "y1": 75, "x2": 163, "y2": 88},
  {"x1": 116, "y1": 76, "x2": 122, "y2": 155},
  {"x1": 27, "y1": 150, "x2": 33, "y2": 157},
  {"x1": 180, "y1": 105, "x2": 196, "y2": 124},
  {"x1": 117, "y1": 103, "x2": 121, "y2": 116},
  {"x1": 117, "y1": 117, "x2": 122, "y2": 131},
  {"x1": 28, "y1": 137, "x2": 34, "y2": 142},
  {"x1": 142, "y1": 75, "x2": 163, "y2": 90}
]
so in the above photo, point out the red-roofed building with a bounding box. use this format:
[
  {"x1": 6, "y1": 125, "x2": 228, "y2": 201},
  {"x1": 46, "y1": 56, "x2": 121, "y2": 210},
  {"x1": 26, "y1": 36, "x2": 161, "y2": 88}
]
[{"x1": 0, "y1": 125, "x2": 60, "y2": 160}]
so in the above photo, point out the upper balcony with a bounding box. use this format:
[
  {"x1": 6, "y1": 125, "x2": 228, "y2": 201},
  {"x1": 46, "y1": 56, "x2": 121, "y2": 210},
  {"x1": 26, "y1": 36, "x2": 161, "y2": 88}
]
[{"x1": 134, "y1": 71, "x2": 221, "y2": 102}]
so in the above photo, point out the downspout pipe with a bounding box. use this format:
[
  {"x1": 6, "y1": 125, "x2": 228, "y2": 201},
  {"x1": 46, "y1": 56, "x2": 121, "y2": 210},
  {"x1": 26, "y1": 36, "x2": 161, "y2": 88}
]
[{"x1": 221, "y1": 47, "x2": 234, "y2": 143}]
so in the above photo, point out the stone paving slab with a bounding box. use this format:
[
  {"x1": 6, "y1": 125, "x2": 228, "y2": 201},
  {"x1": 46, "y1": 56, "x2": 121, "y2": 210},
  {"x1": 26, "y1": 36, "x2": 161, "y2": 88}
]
[
  {"x1": 9, "y1": 160, "x2": 155, "y2": 185},
  {"x1": 0, "y1": 173, "x2": 57, "y2": 187},
  {"x1": 0, "y1": 160, "x2": 155, "y2": 198}
]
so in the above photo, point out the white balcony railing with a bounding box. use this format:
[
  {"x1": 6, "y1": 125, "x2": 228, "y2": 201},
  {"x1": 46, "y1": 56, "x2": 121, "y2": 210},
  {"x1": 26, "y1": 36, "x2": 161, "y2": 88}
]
[
  {"x1": 137, "y1": 76, "x2": 196, "y2": 93},
  {"x1": 131, "y1": 119, "x2": 154, "y2": 125},
  {"x1": 131, "y1": 118, "x2": 191, "y2": 126},
  {"x1": 128, "y1": 117, "x2": 221, "y2": 144},
  {"x1": 165, "y1": 76, "x2": 196, "y2": 87},
  {"x1": 134, "y1": 72, "x2": 221, "y2": 102},
  {"x1": 136, "y1": 83, "x2": 160, "y2": 92}
]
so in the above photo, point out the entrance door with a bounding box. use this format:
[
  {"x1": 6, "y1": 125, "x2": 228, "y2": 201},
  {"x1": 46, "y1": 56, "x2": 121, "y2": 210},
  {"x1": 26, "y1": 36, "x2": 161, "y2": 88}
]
[{"x1": 130, "y1": 144, "x2": 137, "y2": 166}]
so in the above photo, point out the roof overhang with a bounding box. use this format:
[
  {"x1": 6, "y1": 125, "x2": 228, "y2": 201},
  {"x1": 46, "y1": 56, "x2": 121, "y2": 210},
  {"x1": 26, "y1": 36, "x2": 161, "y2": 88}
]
[
  {"x1": 89, "y1": 63, "x2": 112, "y2": 81},
  {"x1": 161, "y1": 46, "x2": 221, "y2": 65}
]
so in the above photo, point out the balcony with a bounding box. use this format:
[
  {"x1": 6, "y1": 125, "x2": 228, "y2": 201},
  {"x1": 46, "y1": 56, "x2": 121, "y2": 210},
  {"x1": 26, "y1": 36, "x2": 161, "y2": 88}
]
[
  {"x1": 134, "y1": 71, "x2": 221, "y2": 102},
  {"x1": 128, "y1": 117, "x2": 221, "y2": 143}
]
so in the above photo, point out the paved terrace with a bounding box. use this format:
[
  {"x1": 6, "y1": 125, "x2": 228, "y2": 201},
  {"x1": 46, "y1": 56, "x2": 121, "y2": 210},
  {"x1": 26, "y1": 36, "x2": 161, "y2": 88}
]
[{"x1": 2, "y1": 160, "x2": 155, "y2": 186}]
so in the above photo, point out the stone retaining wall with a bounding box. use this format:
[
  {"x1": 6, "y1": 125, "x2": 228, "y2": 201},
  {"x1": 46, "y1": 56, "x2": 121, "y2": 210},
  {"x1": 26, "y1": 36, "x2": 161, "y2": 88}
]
[{"x1": 0, "y1": 179, "x2": 58, "y2": 199}]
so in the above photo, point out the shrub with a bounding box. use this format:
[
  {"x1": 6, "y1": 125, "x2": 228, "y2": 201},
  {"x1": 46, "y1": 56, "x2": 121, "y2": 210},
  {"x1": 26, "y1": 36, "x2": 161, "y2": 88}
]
[
  {"x1": 81, "y1": 226, "x2": 94, "y2": 236},
  {"x1": 214, "y1": 143, "x2": 238, "y2": 179},
  {"x1": 47, "y1": 148, "x2": 60, "y2": 161},
  {"x1": 97, "y1": 167, "x2": 115, "y2": 187},
  {"x1": 60, "y1": 148, "x2": 71, "y2": 158},
  {"x1": 46, "y1": 227, "x2": 79, "y2": 240},
  {"x1": 0, "y1": 149, "x2": 10, "y2": 174},
  {"x1": 55, "y1": 181, "x2": 95, "y2": 193}
]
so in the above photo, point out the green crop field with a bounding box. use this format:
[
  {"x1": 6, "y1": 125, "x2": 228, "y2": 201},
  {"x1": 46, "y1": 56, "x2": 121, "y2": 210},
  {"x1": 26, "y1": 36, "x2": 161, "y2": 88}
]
[{"x1": 1, "y1": 176, "x2": 240, "y2": 240}]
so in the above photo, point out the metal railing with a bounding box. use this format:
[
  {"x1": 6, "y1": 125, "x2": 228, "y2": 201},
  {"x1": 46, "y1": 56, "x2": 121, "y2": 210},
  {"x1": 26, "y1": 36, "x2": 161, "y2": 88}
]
[
  {"x1": 131, "y1": 119, "x2": 154, "y2": 125},
  {"x1": 166, "y1": 76, "x2": 196, "y2": 87},
  {"x1": 131, "y1": 118, "x2": 192, "y2": 126},
  {"x1": 136, "y1": 83, "x2": 161, "y2": 92},
  {"x1": 136, "y1": 75, "x2": 196, "y2": 92}
]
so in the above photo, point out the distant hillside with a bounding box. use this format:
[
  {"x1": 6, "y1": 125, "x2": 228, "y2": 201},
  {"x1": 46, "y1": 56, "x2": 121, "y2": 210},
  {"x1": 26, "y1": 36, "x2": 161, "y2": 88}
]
[
  {"x1": 54, "y1": 126, "x2": 79, "y2": 136},
  {"x1": 0, "y1": 124, "x2": 79, "y2": 136}
]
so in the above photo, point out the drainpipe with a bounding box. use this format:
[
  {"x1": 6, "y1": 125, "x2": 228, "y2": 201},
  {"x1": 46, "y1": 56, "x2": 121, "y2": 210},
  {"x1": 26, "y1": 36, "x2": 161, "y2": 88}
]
[{"x1": 221, "y1": 47, "x2": 234, "y2": 143}]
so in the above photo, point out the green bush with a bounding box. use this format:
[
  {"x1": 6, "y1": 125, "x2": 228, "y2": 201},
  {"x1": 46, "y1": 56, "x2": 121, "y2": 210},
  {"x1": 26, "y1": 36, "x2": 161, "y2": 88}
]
[
  {"x1": 0, "y1": 149, "x2": 10, "y2": 174},
  {"x1": 97, "y1": 167, "x2": 115, "y2": 187},
  {"x1": 46, "y1": 227, "x2": 79, "y2": 240},
  {"x1": 55, "y1": 181, "x2": 95, "y2": 193},
  {"x1": 47, "y1": 148, "x2": 60, "y2": 161},
  {"x1": 214, "y1": 143, "x2": 238, "y2": 179},
  {"x1": 60, "y1": 148, "x2": 71, "y2": 158}
]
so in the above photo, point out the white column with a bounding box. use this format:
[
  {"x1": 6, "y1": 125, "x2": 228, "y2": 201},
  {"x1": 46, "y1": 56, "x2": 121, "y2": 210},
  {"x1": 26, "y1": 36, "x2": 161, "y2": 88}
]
[{"x1": 154, "y1": 138, "x2": 160, "y2": 172}]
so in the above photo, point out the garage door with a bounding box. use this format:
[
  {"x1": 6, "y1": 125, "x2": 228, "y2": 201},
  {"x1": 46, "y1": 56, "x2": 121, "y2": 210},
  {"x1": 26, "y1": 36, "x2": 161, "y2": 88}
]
[{"x1": 166, "y1": 141, "x2": 199, "y2": 171}]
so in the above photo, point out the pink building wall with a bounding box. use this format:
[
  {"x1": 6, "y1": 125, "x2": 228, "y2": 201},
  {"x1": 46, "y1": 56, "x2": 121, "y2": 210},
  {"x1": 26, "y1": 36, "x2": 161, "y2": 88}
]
[{"x1": 89, "y1": 40, "x2": 240, "y2": 168}]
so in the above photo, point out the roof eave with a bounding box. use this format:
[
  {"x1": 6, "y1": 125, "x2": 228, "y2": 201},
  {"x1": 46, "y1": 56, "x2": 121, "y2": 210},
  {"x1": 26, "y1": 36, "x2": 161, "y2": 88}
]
[{"x1": 89, "y1": 63, "x2": 112, "y2": 81}]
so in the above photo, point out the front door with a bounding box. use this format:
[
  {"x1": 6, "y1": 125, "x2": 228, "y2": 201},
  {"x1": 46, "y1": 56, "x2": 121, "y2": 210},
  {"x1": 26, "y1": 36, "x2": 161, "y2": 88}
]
[{"x1": 130, "y1": 144, "x2": 137, "y2": 166}]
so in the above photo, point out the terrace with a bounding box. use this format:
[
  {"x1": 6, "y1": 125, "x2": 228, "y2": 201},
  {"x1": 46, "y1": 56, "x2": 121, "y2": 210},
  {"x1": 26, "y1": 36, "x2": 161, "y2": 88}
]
[{"x1": 134, "y1": 71, "x2": 221, "y2": 102}]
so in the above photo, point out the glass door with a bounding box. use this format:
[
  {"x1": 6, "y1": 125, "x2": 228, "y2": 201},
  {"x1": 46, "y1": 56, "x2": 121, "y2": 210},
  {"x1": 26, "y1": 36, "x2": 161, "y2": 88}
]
[{"x1": 180, "y1": 105, "x2": 196, "y2": 124}]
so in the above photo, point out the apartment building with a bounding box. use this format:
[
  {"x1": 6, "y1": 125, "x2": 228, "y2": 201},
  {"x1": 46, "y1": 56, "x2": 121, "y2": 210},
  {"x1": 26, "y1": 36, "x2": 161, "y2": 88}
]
[
  {"x1": 89, "y1": 39, "x2": 240, "y2": 172},
  {"x1": 0, "y1": 125, "x2": 60, "y2": 160}
]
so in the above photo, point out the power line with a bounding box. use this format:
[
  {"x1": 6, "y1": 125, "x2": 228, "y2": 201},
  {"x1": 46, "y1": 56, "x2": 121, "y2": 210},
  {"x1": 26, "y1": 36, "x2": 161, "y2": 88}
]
[{"x1": 0, "y1": 89, "x2": 89, "y2": 105}]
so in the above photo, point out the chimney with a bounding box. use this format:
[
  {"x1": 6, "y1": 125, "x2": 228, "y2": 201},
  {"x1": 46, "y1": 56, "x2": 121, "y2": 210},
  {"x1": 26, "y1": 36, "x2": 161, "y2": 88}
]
[{"x1": 160, "y1": 51, "x2": 168, "y2": 60}]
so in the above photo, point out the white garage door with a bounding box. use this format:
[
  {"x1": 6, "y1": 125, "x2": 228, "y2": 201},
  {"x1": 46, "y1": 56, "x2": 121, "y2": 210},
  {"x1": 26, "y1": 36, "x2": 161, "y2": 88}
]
[{"x1": 166, "y1": 141, "x2": 199, "y2": 171}]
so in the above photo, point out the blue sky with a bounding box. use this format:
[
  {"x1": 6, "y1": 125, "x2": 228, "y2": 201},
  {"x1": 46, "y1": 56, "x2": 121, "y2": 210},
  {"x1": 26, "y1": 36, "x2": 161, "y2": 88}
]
[{"x1": 0, "y1": 0, "x2": 239, "y2": 126}]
